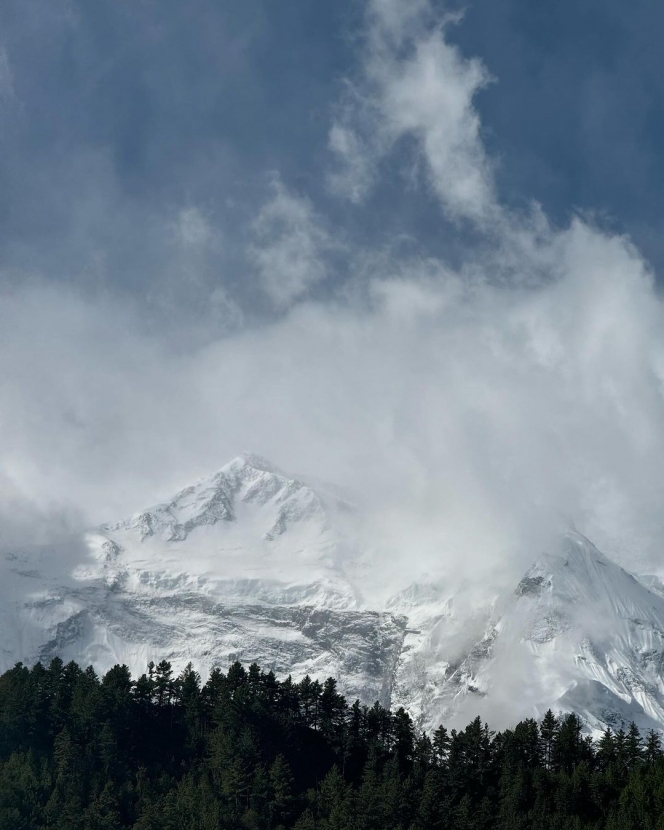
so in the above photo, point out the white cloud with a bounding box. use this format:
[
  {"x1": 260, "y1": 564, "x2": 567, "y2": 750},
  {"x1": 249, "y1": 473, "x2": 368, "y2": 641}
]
[
  {"x1": 173, "y1": 206, "x2": 217, "y2": 250},
  {"x1": 377, "y1": 30, "x2": 494, "y2": 220},
  {"x1": 249, "y1": 178, "x2": 336, "y2": 308},
  {"x1": 2, "y1": 0, "x2": 664, "y2": 618},
  {"x1": 329, "y1": 0, "x2": 496, "y2": 221},
  {"x1": 3, "y1": 214, "x2": 664, "y2": 590},
  {"x1": 327, "y1": 123, "x2": 375, "y2": 204}
]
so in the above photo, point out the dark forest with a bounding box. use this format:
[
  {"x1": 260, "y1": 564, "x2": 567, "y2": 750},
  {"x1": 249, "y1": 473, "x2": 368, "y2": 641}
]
[{"x1": 0, "y1": 658, "x2": 661, "y2": 829}]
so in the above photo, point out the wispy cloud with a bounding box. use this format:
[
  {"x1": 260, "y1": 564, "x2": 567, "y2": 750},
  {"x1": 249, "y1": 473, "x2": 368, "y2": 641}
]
[
  {"x1": 249, "y1": 177, "x2": 338, "y2": 308},
  {"x1": 329, "y1": 0, "x2": 496, "y2": 222},
  {"x1": 327, "y1": 124, "x2": 375, "y2": 205}
]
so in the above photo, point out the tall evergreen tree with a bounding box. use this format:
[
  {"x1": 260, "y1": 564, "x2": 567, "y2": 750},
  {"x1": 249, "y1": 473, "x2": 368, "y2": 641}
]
[
  {"x1": 539, "y1": 710, "x2": 557, "y2": 771},
  {"x1": 270, "y1": 754, "x2": 295, "y2": 828}
]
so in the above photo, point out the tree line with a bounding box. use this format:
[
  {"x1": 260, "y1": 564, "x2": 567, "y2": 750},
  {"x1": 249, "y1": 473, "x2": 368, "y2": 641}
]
[{"x1": 0, "y1": 657, "x2": 662, "y2": 829}]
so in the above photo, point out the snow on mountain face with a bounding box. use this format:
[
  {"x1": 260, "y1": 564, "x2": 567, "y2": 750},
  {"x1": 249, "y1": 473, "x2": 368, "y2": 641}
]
[
  {"x1": 3, "y1": 455, "x2": 407, "y2": 706},
  {"x1": 404, "y1": 533, "x2": 664, "y2": 733},
  {"x1": 3, "y1": 455, "x2": 664, "y2": 734},
  {"x1": 95, "y1": 454, "x2": 363, "y2": 607},
  {"x1": 106, "y1": 454, "x2": 332, "y2": 545}
]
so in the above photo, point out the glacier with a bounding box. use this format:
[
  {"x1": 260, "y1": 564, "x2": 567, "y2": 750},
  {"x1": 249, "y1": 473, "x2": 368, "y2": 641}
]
[{"x1": 3, "y1": 453, "x2": 664, "y2": 734}]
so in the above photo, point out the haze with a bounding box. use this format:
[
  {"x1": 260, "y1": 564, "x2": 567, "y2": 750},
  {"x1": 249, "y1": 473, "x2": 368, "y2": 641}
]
[{"x1": 2, "y1": 0, "x2": 664, "y2": 591}]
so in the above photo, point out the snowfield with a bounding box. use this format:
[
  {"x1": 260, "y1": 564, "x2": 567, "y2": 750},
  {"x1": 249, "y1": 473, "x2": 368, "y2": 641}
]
[{"x1": 4, "y1": 454, "x2": 664, "y2": 734}]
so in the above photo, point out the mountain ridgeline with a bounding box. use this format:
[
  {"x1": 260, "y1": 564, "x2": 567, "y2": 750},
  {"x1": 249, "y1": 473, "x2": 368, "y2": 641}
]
[
  {"x1": 10, "y1": 454, "x2": 664, "y2": 737},
  {"x1": 0, "y1": 658, "x2": 663, "y2": 829}
]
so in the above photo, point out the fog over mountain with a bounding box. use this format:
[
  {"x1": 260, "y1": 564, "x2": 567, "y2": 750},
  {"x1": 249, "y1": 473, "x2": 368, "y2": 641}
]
[{"x1": 3, "y1": 0, "x2": 664, "y2": 728}]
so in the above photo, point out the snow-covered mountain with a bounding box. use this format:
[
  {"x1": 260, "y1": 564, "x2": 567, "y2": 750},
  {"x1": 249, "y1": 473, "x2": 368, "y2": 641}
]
[
  {"x1": 394, "y1": 533, "x2": 664, "y2": 733},
  {"x1": 2, "y1": 455, "x2": 407, "y2": 706},
  {"x1": 3, "y1": 454, "x2": 664, "y2": 734}
]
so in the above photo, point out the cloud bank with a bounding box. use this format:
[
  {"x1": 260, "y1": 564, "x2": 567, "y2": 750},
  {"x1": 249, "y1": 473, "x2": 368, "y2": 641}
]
[{"x1": 2, "y1": 0, "x2": 664, "y2": 594}]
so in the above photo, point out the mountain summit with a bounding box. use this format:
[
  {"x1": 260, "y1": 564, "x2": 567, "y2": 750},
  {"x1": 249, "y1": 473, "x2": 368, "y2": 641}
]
[
  {"x1": 2, "y1": 456, "x2": 664, "y2": 733},
  {"x1": 105, "y1": 453, "x2": 338, "y2": 543}
]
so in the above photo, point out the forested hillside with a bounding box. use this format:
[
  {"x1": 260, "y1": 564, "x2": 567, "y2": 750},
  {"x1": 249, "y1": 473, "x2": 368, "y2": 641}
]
[{"x1": 0, "y1": 658, "x2": 662, "y2": 829}]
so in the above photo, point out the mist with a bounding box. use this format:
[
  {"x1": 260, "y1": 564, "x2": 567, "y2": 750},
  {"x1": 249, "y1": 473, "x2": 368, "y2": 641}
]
[{"x1": 3, "y1": 0, "x2": 664, "y2": 597}]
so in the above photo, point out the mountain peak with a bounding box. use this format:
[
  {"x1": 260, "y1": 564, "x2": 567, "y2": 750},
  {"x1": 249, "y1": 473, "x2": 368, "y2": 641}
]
[
  {"x1": 103, "y1": 453, "x2": 333, "y2": 547},
  {"x1": 413, "y1": 530, "x2": 664, "y2": 733},
  {"x1": 223, "y1": 453, "x2": 285, "y2": 477}
]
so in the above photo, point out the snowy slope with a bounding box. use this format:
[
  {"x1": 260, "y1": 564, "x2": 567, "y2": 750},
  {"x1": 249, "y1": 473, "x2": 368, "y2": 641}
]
[
  {"x1": 401, "y1": 532, "x2": 664, "y2": 733},
  {"x1": 3, "y1": 456, "x2": 664, "y2": 734},
  {"x1": 3, "y1": 455, "x2": 406, "y2": 705},
  {"x1": 91, "y1": 453, "x2": 363, "y2": 610}
]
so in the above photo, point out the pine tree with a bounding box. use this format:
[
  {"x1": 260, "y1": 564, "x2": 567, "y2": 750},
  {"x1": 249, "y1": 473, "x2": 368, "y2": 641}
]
[
  {"x1": 392, "y1": 707, "x2": 415, "y2": 773},
  {"x1": 209, "y1": 724, "x2": 257, "y2": 814},
  {"x1": 366, "y1": 701, "x2": 392, "y2": 753},
  {"x1": 597, "y1": 727, "x2": 616, "y2": 771},
  {"x1": 154, "y1": 660, "x2": 174, "y2": 707},
  {"x1": 83, "y1": 781, "x2": 122, "y2": 830},
  {"x1": 614, "y1": 727, "x2": 628, "y2": 772},
  {"x1": 269, "y1": 754, "x2": 295, "y2": 828},
  {"x1": 177, "y1": 662, "x2": 202, "y2": 747},
  {"x1": 644, "y1": 729, "x2": 661, "y2": 766},
  {"x1": 626, "y1": 722, "x2": 643, "y2": 770},
  {"x1": 226, "y1": 661, "x2": 247, "y2": 696},
  {"x1": 415, "y1": 769, "x2": 445, "y2": 830},
  {"x1": 318, "y1": 766, "x2": 354, "y2": 830},
  {"x1": 293, "y1": 809, "x2": 316, "y2": 830},
  {"x1": 413, "y1": 732, "x2": 433, "y2": 782},
  {"x1": 432, "y1": 724, "x2": 450, "y2": 767},
  {"x1": 298, "y1": 676, "x2": 315, "y2": 727},
  {"x1": 320, "y1": 678, "x2": 345, "y2": 743},
  {"x1": 247, "y1": 663, "x2": 262, "y2": 696},
  {"x1": 356, "y1": 747, "x2": 385, "y2": 830},
  {"x1": 539, "y1": 710, "x2": 557, "y2": 771},
  {"x1": 99, "y1": 722, "x2": 119, "y2": 777},
  {"x1": 553, "y1": 713, "x2": 583, "y2": 774}
]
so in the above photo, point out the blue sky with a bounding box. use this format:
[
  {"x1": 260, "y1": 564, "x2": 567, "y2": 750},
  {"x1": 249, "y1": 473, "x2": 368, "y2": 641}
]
[
  {"x1": 2, "y1": 0, "x2": 664, "y2": 324},
  {"x1": 455, "y1": 0, "x2": 664, "y2": 253}
]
